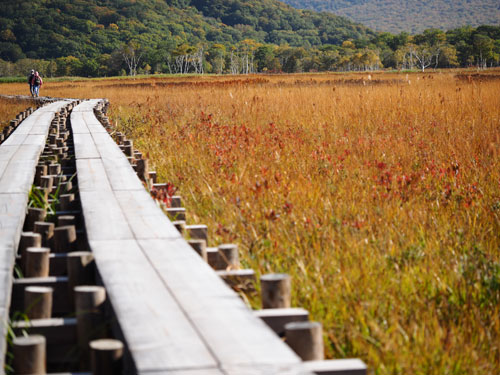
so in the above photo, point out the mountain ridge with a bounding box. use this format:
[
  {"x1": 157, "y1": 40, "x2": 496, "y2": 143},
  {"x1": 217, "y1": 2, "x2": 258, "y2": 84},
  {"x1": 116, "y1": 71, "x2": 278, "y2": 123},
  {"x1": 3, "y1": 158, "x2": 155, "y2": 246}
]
[{"x1": 281, "y1": 0, "x2": 500, "y2": 34}]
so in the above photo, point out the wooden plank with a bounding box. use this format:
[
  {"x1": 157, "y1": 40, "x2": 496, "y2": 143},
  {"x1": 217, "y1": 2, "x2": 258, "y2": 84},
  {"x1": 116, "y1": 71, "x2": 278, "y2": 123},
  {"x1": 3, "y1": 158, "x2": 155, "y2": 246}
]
[
  {"x1": 303, "y1": 359, "x2": 367, "y2": 375},
  {"x1": 79, "y1": 191, "x2": 133, "y2": 242},
  {"x1": 89, "y1": 239, "x2": 217, "y2": 372},
  {"x1": 114, "y1": 190, "x2": 181, "y2": 240},
  {"x1": 70, "y1": 111, "x2": 90, "y2": 134},
  {"x1": 138, "y1": 238, "x2": 303, "y2": 370},
  {"x1": 76, "y1": 159, "x2": 112, "y2": 192},
  {"x1": 73, "y1": 133, "x2": 100, "y2": 159},
  {"x1": 0, "y1": 145, "x2": 20, "y2": 161},
  {"x1": 0, "y1": 159, "x2": 36, "y2": 193},
  {"x1": 0, "y1": 100, "x2": 71, "y2": 371},
  {"x1": 141, "y1": 369, "x2": 223, "y2": 375}
]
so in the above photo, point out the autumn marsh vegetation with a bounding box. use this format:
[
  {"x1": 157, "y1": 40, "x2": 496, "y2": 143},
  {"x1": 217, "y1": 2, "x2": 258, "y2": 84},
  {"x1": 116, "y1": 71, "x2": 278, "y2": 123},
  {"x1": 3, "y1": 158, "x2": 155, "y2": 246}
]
[{"x1": 1, "y1": 71, "x2": 499, "y2": 374}]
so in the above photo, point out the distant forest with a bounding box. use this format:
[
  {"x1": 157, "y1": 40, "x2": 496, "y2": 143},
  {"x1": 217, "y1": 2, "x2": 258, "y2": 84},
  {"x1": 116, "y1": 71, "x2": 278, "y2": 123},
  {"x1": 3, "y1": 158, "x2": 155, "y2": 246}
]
[
  {"x1": 0, "y1": 0, "x2": 499, "y2": 77},
  {"x1": 282, "y1": 0, "x2": 500, "y2": 34}
]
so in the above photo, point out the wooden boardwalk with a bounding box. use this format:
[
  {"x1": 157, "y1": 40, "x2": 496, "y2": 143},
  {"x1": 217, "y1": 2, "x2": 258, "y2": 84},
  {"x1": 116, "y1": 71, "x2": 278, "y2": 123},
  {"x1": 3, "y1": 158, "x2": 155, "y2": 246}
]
[
  {"x1": 71, "y1": 100, "x2": 309, "y2": 374},
  {"x1": 0, "y1": 97, "x2": 367, "y2": 375},
  {"x1": 0, "y1": 100, "x2": 72, "y2": 370}
]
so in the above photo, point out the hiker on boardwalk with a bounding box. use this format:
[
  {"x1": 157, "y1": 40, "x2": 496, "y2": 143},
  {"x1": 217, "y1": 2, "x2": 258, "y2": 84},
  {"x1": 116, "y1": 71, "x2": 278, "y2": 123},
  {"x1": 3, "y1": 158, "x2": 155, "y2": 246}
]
[
  {"x1": 27, "y1": 69, "x2": 35, "y2": 96},
  {"x1": 31, "y1": 71, "x2": 43, "y2": 97}
]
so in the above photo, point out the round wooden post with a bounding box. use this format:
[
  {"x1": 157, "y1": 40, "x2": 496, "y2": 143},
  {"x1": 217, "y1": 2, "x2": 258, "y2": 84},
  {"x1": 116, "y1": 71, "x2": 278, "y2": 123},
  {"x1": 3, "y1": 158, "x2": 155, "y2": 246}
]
[
  {"x1": 216, "y1": 244, "x2": 239, "y2": 270},
  {"x1": 136, "y1": 159, "x2": 148, "y2": 181},
  {"x1": 284, "y1": 321, "x2": 324, "y2": 361},
  {"x1": 59, "y1": 193, "x2": 75, "y2": 211},
  {"x1": 53, "y1": 225, "x2": 77, "y2": 253},
  {"x1": 188, "y1": 239, "x2": 207, "y2": 261},
  {"x1": 170, "y1": 195, "x2": 182, "y2": 208},
  {"x1": 34, "y1": 222, "x2": 55, "y2": 248},
  {"x1": 58, "y1": 215, "x2": 76, "y2": 227},
  {"x1": 90, "y1": 339, "x2": 124, "y2": 375},
  {"x1": 67, "y1": 252, "x2": 95, "y2": 306},
  {"x1": 75, "y1": 286, "x2": 107, "y2": 356},
  {"x1": 24, "y1": 207, "x2": 46, "y2": 232},
  {"x1": 25, "y1": 247, "x2": 50, "y2": 278},
  {"x1": 25, "y1": 286, "x2": 53, "y2": 319},
  {"x1": 172, "y1": 220, "x2": 185, "y2": 234},
  {"x1": 19, "y1": 232, "x2": 42, "y2": 273},
  {"x1": 13, "y1": 335, "x2": 46, "y2": 374},
  {"x1": 260, "y1": 273, "x2": 291, "y2": 309}
]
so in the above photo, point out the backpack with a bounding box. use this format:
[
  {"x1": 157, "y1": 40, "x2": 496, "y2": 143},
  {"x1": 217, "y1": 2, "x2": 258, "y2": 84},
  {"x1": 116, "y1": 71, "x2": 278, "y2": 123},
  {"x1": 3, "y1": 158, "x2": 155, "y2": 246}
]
[{"x1": 34, "y1": 76, "x2": 41, "y2": 85}]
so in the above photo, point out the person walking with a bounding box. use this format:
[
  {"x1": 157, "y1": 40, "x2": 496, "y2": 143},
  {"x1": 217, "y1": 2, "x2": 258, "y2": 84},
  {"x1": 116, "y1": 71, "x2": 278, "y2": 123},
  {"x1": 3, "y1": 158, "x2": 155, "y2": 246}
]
[
  {"x1": 27, "y1": 69, "x2": 35, "y2": 96},
  {"x1": 31, "y1": 71, "x2": 43, "y2": 98}
]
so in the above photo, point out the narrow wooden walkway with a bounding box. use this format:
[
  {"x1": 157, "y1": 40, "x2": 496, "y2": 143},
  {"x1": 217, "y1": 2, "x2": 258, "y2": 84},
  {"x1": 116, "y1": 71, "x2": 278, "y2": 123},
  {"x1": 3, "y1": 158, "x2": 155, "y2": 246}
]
[
  {"x1": 71, "y1": 100, "x2": 309, "y2": 374},
  {"x1": 0, "y1": 100, "x2": 72, "y2": 370}
]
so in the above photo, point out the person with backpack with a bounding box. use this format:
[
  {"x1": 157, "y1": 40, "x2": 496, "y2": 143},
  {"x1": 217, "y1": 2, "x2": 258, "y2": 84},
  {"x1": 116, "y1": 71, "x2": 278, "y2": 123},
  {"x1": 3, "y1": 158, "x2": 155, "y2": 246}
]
[
  {"x1": 27, "y1": 69, "x2": 35, "y2": 96},
  {"x1": 31, "y1": 71, "x2": 43, "y2": 97}
]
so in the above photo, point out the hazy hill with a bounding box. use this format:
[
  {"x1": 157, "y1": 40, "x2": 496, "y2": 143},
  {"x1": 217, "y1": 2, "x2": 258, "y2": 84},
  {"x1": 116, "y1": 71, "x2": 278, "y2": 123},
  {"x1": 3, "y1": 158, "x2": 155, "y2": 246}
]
[
  {"x1": 0, "y1": 0, "x2": 373, "y2": 62},
  {"x1": 281, "y1": 0, "x2": 500, "y2": 34}
]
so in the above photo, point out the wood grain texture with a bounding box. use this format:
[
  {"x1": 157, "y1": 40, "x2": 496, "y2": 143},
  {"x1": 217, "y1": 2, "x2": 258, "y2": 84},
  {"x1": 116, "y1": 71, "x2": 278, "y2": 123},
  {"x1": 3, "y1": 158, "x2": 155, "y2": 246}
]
[{"x1": 88, "y1": 239, "x2": 216, "y2": 372}]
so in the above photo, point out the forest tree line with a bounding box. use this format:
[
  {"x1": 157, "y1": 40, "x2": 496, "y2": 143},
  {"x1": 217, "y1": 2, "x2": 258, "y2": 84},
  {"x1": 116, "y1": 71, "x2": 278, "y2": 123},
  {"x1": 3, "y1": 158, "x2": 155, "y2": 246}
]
[{"x1": 1, "y1": 25, "x2": 498, "y2": 77}]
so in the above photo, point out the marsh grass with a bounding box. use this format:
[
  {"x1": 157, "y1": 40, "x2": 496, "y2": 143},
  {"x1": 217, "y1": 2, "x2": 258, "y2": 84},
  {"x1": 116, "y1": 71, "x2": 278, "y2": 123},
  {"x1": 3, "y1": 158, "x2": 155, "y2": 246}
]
[{"x1": 1, "y1": 70, "x2": 499, "y2": 374}]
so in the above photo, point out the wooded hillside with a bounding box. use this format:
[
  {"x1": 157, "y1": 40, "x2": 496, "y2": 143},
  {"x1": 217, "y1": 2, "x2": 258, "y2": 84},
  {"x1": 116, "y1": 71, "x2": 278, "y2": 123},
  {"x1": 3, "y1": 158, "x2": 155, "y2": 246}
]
[{"x1": 282, "y1": 0, "x2": 500, "y2": 34}]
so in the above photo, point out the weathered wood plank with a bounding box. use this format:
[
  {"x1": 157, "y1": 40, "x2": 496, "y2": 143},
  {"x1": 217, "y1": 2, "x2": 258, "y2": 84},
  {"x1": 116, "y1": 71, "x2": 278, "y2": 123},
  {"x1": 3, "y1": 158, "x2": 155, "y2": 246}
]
[
  {"x1": 89, "y1": 239, "x2": 217, "y2": 372},
  {"x1": 303, "y1": 359, "x2": 367, "y2": 375},
  {"x1": 139, "y1": 238, "x2": 303, "y2": 370},
  {"x1": 114, "y1": 190, "x2": 181, "y2": 240},
  {"x1": 73, "y1": 133, "x2": 100, "y2": 159},
  {"x1": 79, "y1": 191, "x2": 133, "y2": 242},
  {"x1": 76, "y1": 159, "x2": 112, "y2": 192},
  {"x1": 0, "y1": 100, "x2": 71, "y2": 371}
]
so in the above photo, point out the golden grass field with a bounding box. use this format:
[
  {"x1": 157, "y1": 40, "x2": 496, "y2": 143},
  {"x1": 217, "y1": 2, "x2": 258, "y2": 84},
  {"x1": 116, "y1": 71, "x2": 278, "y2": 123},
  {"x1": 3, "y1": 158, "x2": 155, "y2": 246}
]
[
  {"x1": 1, "y1": 71, "x2": 500, "y2": 374},
  {"x1": 0, "y1": 97, "x2": 34, "y2": 127}
]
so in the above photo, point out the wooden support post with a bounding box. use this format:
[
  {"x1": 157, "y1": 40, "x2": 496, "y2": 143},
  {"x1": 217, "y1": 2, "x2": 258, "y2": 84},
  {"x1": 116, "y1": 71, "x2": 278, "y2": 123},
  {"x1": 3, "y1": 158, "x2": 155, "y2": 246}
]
[
  {"x1": 216, "y1": 244, "x2": 239, "y2": 270},
  {"x1": 75, "y1": 286, "x2": 107, "y2": 352},
  {"x1": 59, "y1": 193, "x2": 75, "y2": 211},
  {"x1": 166, "y1": 207, "x2": 186, "y2": 221},
  {"x1": 24, "y1": 207, "x2": 46, "y2": 232},
  {"x1": 136, "y1": 159, "x2": 148, "y2": 181},
  {"x1": 285, "y1": 321, "x2": 324, "y2": 361},
  {"x1": 67, "y1": 252, "x2": 95, "y2": 307},
  {"x1": 58, "y1": 215, "x2": 76, "y2": 227},
  {"x1": 19, "y1": 232, "x2": 42, "y2": 273},
  {"x1": 34, "y1": 221, "x2": 55, "y2": 248},
  {"x1": 25, "y1": 286, "x2": 53, "y2": 319},
  {"x1": 255, "y1": 308, "x2": 309, "y2": 337},
  {"x1": 25, "y1": 247, "x2": 50, "y2": 278},
  {"x1": 123, "y1": 140, "x2": 133, "y2": 157},
  {"x1": 187, "y1": 239, "x2": 207, "y2": 261},
  {"x1": 53, "y1": 225, "x2": 77, "y2": 253},
  {"x1": 12, "y1": 335, "x2": 46, "y2": 374},
  {"x1": 170, "y1": 195, "x2": 182, "y2": 208},
  {"x1": 172, "y1": 220, "x2": 185, "y2": 234},
  {"x1": 186, "y1": 224, "x2": 208, "y2": 242},
  {"x1": 48, "y1": 163, "x2": 61, "y2": 175},
  {"x1": 35, "y1": 165, "x2": 47, "y2": 186},
  {"x1": 261, "y1": 273, "x2": 291, "y2": 309},
  {"x1": 148, "y1": 171, "x2": 157, "y2": 184},
  {"x1": 90, "y1": 339, "x2": 124, "y2": 375}
]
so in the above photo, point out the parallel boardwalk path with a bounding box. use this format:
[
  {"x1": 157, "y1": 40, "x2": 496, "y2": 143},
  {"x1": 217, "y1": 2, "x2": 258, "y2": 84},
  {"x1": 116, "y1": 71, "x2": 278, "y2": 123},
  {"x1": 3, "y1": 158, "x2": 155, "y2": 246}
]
[
  {"x1": 71, "y1": 100, "x2": 308, "y2": 374},
  {"x1": 0, "y1": 100, "x2": 72, "y2": 370}
]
